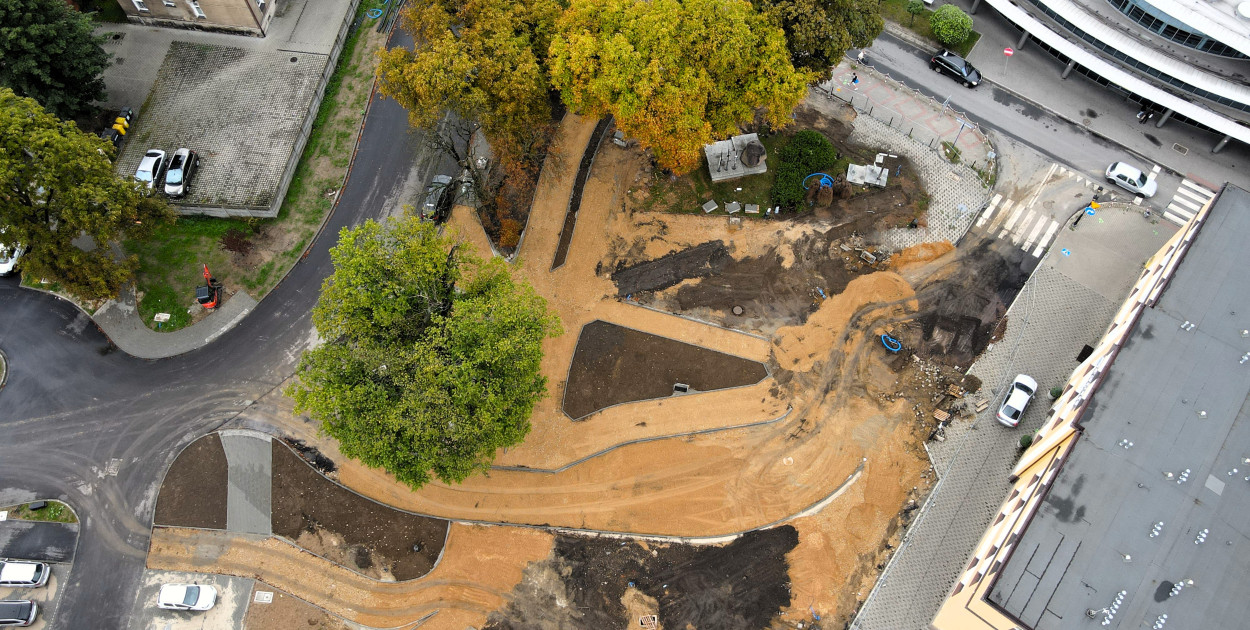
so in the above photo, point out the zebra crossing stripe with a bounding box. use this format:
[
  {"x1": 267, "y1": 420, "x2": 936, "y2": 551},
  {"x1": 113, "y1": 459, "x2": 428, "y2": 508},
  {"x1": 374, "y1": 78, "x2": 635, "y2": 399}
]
[
  {"x1": 1179, "y1": 179, "x2": 1214, "y2": 198},
  {"x1": 1032, "y1": 220, "x2": 1060, "y2": 258},
  {"x1": 977, "y1": 194, "x2": 1002, "y2": 228},
  {"x1": 988, "y1": 198, "x2": 1015, "y2": 231},
  {"x1": 1163, "y1": 212, "x2": 1190, "y2": 226},
  {"x1": 1022, "y1": 214, "x2": 1048, "y2": 249},
  {"x1": 1012, "y1": 211, "x2": 1038, "y2": 244},
  {"x1": 1002, "y1": 202, "x2": 1027, "y2": 232}
]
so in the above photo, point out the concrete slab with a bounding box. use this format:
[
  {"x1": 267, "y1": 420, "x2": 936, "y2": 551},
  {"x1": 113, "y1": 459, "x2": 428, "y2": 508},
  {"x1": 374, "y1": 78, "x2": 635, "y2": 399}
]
[
  {"x1": 128, "y1": 570, "x2": 252, "y2": 630},
  {"x1": 0, "y1": 521, "x2": 78, "y2": 563},
  {"x1": 219, "y1": 432, "x2": 272, "y2": 536},
  {"x1": 92, "y1": 285, "x2": 257, "y2": 360}
]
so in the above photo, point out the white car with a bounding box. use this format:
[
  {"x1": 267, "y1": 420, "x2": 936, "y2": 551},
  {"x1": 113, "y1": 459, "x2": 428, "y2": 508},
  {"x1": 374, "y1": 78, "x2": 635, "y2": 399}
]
[
  {"x1": 0, "y1": 231, "x2": 21, "y2": 276},
  {"x1": 0, "y1": 561, "x2": 49, "y2": 588},
  {"x1": 1105, "y1": 161, "x2": 1157, "y2": 198},
  {"x1": 157, "y1": 584, "x2": 217, "y2": 611},
  {"x1": 996, "y1": 374, "x2": 1038, "y2": 428},
  {"x1": 135, "y1": 149, "x2": 167, "y2": 189}
]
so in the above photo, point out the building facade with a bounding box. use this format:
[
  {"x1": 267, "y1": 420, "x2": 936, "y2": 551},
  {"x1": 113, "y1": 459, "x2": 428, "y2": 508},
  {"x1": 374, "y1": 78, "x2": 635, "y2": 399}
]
[{"x1": 116, "y1": 0, "x2": 274, "y2": 36}]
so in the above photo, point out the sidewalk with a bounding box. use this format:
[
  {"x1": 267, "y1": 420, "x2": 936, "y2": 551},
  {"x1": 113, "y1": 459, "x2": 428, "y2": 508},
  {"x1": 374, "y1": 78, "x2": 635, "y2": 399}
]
[
  {"x1": 851, "y1": 202, "x2": 1176, "y2": 629},
  {"x1": 92, "y1": 287, "x2": 257, "y2": 360}
]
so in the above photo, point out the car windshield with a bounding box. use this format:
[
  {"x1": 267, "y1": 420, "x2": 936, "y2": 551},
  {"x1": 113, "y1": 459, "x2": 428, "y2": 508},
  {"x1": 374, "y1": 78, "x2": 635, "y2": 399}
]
[
  {"x1": 136, "y1": 167, "x2": 153, "y2": 182},
  {"x1": 1004, "y1": 405, "x2": 1021, "y2": 420},
  {"x1": 1134, "y1": 172, "x2": 1148, "y2": 186},
  {"x1": 1016, "y1": 382, "x2": 1034, "y2": 396},
  {"x1": 182, "y1": 586, "x2": 200, "y2": 606},
  {"x1": 166, "y1": 168, "x2": 183, "y2": 184}
]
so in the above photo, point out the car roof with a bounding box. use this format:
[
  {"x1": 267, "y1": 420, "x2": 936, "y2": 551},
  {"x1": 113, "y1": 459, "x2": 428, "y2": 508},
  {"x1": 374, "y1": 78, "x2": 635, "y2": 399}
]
[
  {"x1": 0, "y1": 600, "x2": 33, "y2": 615},
  {"x1": 0, "y1": 562, "x2": 39, "y2": 582},
  {"x1": 1110, "y1": 162, "x2": 1142, "y2": 176}
]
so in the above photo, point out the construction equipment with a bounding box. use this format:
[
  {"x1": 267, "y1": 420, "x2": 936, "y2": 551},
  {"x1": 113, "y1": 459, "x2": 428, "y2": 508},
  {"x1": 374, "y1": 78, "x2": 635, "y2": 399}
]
[{"x1": 196, "y1": 263, "x2": 223, "y2": 309}]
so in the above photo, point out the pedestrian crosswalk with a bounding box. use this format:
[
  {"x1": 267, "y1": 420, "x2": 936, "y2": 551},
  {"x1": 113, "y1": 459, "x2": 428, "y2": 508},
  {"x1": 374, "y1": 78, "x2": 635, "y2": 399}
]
[
  {"x1": 1163, "y1": 178, "x2": 1216, "y2": 226},
  {"x1": 974, "y1": 191, "x2": 1061, "y2": 258}
]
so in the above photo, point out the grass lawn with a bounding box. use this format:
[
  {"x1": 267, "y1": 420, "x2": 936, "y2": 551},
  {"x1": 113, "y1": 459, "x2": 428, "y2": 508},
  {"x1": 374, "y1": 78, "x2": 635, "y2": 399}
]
[
  {"x1": 880, "y1": 0, "x2": 982, "y2": 57},
  {"x1": 122, "y1": 0, "x2": 388, "y2": 332},
  {"x1": 1, "y1": 500, "x2": 78, "y2": 524},
  {"x1": 637, "y1": 132, "x2": 849, "y2": 217}
]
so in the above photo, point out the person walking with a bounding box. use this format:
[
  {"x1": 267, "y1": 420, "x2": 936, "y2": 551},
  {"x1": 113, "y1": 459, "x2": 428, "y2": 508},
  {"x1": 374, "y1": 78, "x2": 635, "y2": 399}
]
[{"x1": 852, "y1": 73, "x2": 860, "y2": 89}]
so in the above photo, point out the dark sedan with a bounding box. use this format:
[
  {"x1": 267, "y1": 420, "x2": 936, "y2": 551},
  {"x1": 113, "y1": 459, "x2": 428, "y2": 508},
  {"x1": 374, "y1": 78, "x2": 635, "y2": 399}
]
[{"x1": 930, "y1": 49, "x2": 982, "y2": 87}]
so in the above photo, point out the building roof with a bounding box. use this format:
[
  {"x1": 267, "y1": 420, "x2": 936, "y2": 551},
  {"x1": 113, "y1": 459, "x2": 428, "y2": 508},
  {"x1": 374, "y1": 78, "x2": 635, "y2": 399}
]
[
  {"x1": 987, "y1": 185, "x2": 1250, "y2": 629},
  {"x1": 1141, "y1": 0, "x2": 1250, "y2": 56}
]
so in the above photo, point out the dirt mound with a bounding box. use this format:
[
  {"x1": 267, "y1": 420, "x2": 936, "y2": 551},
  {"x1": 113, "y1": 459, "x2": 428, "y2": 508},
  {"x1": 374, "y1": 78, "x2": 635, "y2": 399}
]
[
  {"x1": 484, "y1": 527, "x2": 798, "y2": 630},
  {"x1": 563, "y1": 320, "x2": 768, "y2": 420},
  {"x1": 610, "y1": 240, "x2": 731, "y2": 296}
]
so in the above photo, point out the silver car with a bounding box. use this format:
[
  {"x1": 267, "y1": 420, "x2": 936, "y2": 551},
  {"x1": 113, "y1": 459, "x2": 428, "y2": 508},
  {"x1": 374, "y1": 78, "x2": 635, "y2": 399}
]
[
  {"x1": 135, "y1": 149, "x2": 167, "y2": 189},
  {"x1": 163, "y1": 148, "x2": 199, "y2": 198},
  {"x1": 1106, "y1": 161, "x2": 1158, "y2": 198},
  {"x1": 0, "y1": 561, "x2": 49, "y2": 588}
]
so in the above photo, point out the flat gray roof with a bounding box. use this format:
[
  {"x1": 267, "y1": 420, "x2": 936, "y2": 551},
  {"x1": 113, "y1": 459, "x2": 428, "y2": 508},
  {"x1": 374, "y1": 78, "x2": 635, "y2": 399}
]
[{"x1": 988, "y1": 184, "x2": 1250, "y2": 629}]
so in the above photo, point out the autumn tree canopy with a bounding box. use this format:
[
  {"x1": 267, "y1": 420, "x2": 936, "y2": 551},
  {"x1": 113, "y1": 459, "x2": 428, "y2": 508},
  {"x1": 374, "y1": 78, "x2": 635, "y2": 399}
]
[{"x1": 548, "y1": 0, "x2": 812, "y2": 173}]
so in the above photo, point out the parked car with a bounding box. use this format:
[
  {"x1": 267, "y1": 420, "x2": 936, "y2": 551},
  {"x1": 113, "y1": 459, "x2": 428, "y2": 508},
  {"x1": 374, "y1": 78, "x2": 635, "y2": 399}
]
[
  {"x1": 1105, "y1": 161, "x2": 1158, "y2": 198},
  {"x1": 420, "y1": 174, "x2": 455, "y2": 223},
  {"x1": 135, "y1": 149, "x2": 167, "y2": 190},
  {"x1": 997, "y1": 374, "x2": 1038, "y2": 428},
  {"x1": 0, "y1": 228, "x2": 22, "y2": 277},
  {"x1": 0, "y1": 561, "x2": 49, "y2": 588},
  {"x1": 157, "y1": 584, "x2": 216, "y2": 611},
  {"x1": 0, "y1": 601, "x2": 36, "y2": 627},
  {"x1": 164, "y1": 149, "x2": 200, "y2": 198},
  {"x1": 930, "y1": 49, "x2": 982, "y2": 87}
]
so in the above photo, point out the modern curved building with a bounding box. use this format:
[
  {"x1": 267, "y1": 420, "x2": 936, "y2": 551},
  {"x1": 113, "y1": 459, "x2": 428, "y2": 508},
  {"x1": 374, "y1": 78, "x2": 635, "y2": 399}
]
[{"x1": 967, "y1": 0, "x2": 1250, "y2": 152}]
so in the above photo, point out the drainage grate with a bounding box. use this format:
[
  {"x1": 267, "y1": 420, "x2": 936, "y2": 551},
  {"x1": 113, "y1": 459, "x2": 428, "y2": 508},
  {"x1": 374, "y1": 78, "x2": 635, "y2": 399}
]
[{"x1": 1172, "y1": 143, "x2": 1189, "y2": 155}]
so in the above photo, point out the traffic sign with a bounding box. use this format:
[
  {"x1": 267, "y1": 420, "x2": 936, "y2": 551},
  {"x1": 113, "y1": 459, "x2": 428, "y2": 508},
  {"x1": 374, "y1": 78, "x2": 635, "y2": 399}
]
[
  {"x1": 1085, "y1": 207, "x2": 1096, "y2": 216},
  {"x1": 1004, "y1": 47, "x2": 1015, "y2": 56}
]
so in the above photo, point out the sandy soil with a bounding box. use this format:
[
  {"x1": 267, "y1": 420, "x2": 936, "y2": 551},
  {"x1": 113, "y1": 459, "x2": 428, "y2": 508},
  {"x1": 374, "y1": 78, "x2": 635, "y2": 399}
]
[
  {"x1": 149, "y1": 524, "x2": 553, "y2": 630},
  {"x1": 244, "y1": 583, "x2": 352, "y2": 630}
]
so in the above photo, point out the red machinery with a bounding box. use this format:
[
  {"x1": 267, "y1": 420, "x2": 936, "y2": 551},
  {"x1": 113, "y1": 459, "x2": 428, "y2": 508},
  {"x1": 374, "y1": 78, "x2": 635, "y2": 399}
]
[{"x1": 196, "y1": 263, "x2": 223, "y2": 309}]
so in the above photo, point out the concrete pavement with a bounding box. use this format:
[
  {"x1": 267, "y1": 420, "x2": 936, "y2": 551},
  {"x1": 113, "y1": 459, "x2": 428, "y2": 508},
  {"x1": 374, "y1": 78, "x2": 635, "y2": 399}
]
[
  {"x1": 852, "y1": 197, "x2": 1177, "y2": 629},
  {"x1": 92, "y1": 286, "x2": 258, "y2": 360}
]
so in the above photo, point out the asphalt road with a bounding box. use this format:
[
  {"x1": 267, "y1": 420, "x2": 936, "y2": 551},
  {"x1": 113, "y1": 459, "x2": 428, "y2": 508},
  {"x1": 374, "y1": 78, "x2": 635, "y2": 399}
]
[{"x1": 0, "y1": 27, "x2": 457, "y2": 629}]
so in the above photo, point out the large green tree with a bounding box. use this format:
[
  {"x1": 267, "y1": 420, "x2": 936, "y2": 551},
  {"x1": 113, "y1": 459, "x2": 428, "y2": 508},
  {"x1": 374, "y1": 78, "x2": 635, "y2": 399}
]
[
  {"x1": 753, "y1": 0, "x2": 883, "y2": 82},
  {"x1": 288, "y1": 217, "x2": 561, "y2": 489},
  {"x1": 549, "y1": 0, "x2": 812, "y2": 174},
  {"x1": 0, "y1": 88, "x2": 173, "y2": 299},
  {"x1": 0, "y1": 0, "x2": 111, "y2": 120}
]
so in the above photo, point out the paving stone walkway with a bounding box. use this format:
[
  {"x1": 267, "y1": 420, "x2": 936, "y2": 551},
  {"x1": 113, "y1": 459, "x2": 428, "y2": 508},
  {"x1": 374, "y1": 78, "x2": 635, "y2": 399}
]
[
  {"x1": 220, "y1": 430, "x2": 272, "y2": 537},
  {"x1": 852, "y1": 205, "x2": 1175, "y2": 629}
]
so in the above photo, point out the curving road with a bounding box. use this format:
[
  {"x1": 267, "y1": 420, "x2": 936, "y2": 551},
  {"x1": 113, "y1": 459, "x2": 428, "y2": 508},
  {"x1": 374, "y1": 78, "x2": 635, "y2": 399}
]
[{"x1": 0, "y1": 28, "x2": 453, "y2": 628}]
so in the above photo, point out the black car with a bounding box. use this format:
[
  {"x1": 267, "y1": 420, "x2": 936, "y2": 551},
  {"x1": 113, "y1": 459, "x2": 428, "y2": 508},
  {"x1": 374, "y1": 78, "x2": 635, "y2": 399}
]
[
  {"x1": 930, "y1": 50, "x2": 981, "y2": 87},
  {"x1": 0, "y1": 600, "x2": 36, "y2": 627},
  {"x1": 420, "y1": 174, "x2": 456, "y2": 223}
]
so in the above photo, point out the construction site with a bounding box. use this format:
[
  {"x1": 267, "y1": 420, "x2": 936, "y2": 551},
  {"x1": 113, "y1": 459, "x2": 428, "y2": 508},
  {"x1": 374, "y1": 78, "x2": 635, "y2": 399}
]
[{"x1": 147, "y1": 94, "x2": 1043, "y2": 630}]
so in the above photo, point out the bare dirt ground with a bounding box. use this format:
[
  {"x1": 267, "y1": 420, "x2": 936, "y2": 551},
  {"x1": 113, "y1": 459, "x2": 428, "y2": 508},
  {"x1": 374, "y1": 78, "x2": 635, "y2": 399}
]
[
  {"x1": 163, "y1": 101, "x2": 1019, "y2": 628},
  {"x1": 244, "y1": 583, "x2": 351, "y2": 630},
  {"x1": 153, "y1": 432, "x2": 227, "y2": 529}
]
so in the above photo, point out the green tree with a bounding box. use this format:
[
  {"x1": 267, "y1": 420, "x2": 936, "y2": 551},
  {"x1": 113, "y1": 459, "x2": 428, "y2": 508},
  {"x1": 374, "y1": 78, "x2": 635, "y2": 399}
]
[
  {"x1": 287, "y1": 217, "x2": 562, "y2": 489},
  {"x1": 0, "y1": 88, "x2": 173, "y2": 299},
  {"x1": 549, "y1": 0, "x2": 812, "y2": 174},
  {"x1": 0, "y1": 0, "x2": 111, "y2": 120},
  {"x1": 930, "y1": 5, "x2": 973, "y2": 47},
  {"x1": 752, "y1": 0, "x2": 883, "y2": 81},
  {"x1": 906, "y1": 0, "x2": 925, "y2": 26}
]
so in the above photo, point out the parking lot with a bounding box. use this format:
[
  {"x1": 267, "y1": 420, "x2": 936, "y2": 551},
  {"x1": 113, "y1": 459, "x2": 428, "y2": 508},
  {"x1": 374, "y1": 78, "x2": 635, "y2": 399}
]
[{"x1": 127, "y1": 570, "x2": 253, "y2": 630}]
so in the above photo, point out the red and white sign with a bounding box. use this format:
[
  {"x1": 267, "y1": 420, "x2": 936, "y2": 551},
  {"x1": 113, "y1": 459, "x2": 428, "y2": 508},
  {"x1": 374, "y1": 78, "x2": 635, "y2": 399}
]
[{"x1": 1004, "y1": 47, "x2": 1015, "y2": 56}]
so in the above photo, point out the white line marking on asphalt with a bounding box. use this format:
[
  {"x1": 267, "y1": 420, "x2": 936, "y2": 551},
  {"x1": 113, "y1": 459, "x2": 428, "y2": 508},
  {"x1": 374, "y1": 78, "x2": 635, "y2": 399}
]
[
  {"x1": 1032, "y1": 220, "x2": 1060, "y2": 257},
  {"x1": 1002, "y1": 202, "x2": 1027, "y2": 232},
  {"x1": 1012, "y1": 211, "x2": 1038, "y2": 244},
  {"x1": 1022, "y1": 214, "x2": 1048, "y2": 249},
  {"x1": 977, "y1": 194, "x2": 1002, "y2": 227},
  {"x1": 988, "y1": 198, "x2": 1015, "y2": 231}
]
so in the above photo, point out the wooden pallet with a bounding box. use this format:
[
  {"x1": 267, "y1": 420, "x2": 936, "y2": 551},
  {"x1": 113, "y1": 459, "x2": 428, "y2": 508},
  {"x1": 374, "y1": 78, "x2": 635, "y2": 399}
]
[{"x1": 933, "y1": 409, "x2": 951, "y2": 422}]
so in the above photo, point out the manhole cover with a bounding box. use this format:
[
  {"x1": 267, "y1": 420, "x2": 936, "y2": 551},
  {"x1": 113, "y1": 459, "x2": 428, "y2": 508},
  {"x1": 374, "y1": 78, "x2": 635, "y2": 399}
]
[
  {"x1": 732, "y1": 305, "x2": 744, "y2": 316},
  {"x1": 290, "y1": 56, "x2": 298, "y2": 63},
  {"x1": 1172, "y1": 143, "x2": 1189, "y2": 155}
]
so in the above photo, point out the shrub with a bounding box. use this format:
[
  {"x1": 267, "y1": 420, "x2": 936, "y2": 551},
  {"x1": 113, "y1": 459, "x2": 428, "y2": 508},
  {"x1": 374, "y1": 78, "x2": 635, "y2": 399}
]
[
  {"x1": 770, "y1": 130, "x2": 838, "y2": 211},
  {"x1": 499, "y1": 218, "x2": 522, "y2": 248},
  {"x1": 1049, "y1": 385, "x2": 1063, "y2": 399},
  {"x1": 906, "y1": 0, "x2": 925, "y2": 26},
  {"x1": 1019, "y1": 434, "x2": 1033, "y2": 450},
  {"x1": 931, "y1": 5, "x2": 973, "y2": 47}
]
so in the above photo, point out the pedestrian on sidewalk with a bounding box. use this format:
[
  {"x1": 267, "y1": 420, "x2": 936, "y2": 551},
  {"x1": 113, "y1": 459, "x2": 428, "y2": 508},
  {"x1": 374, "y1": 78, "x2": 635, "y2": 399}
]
[
  {"x1": 852, "y1": 73, "x2": 860, "y2": 89},
  {"x1": 857, "y1": 49, "x2": 866, "y2": 63}
]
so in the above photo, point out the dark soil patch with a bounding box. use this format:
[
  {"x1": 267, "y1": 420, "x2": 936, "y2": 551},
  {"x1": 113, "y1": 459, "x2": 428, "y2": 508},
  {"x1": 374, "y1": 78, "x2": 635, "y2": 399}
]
[
  {"x1": 154, "y1": 433, "x2": 228, "y2": 529},
  {"x1": 902, "y1": 237, "x2": 1036, "y2": 367},
  {"x1": 610, "y1": 240, "x2": 731, "y2": 296},
  {"x1": 283, "y1": 437, "x2": 337, "y2": 474},
  {"x1": 552, "y1": 116, "x2": 614, "y2": 270},
  {"x1": 484, "y1": 526, "x2": 799, "y2": 630},
  {"x1": 270, "y1": 441, "x2": 448, "y2": 580},
  {"x1": 563, "y1": 320, "x2": 768, "y2": 419}
]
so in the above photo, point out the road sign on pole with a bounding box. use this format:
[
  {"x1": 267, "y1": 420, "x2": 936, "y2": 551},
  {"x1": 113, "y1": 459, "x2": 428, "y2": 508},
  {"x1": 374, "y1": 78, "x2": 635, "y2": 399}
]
[{"x1": 1004, "y1": 47, "x2": 1014, "y2": 56}]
